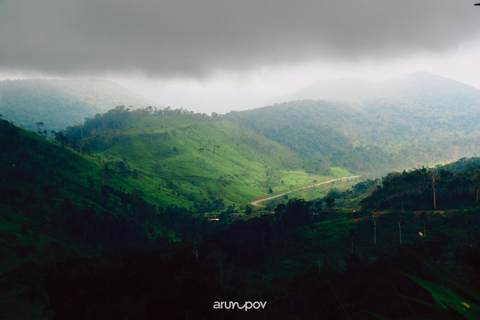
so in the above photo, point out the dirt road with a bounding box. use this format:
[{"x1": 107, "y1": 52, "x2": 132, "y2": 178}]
[{"x1": 251, "y1": 176, "x2": 360, "y2": 207}]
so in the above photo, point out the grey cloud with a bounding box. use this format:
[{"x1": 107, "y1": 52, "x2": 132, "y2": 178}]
[{"x1": 0, "y1": 0, "x2": 479, "y2": 77}]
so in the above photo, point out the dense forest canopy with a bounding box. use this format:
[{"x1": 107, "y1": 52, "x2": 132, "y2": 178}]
[
  {"x1": 359, "y1": 158, "x2": 480, "y2": 211},
  {"x1": 226, "y1": 97, "x2": 480, "y2": 175}
]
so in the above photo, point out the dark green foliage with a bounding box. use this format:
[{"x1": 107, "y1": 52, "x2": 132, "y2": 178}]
[
  {"x1": 198, "y1": 198, "x2": 480, "y2": 319},
  {"x1": 360, "y1": 159, "x2": 480, "y2": 211},
  {"x1": 325, "y1": 195, "x2": 335, "y2": 211},
  {"x1": 44, "y1": 251, "x2": 239, "y2": 320},
  {"x1": 370, "y1": 247, "x2": 480, "y2": 320},
  {"x1": 317, "y1": 179, "x2": 380, "y2": 209}
]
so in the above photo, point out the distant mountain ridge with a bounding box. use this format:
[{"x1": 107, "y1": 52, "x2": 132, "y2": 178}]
[
  {"x1": 0, "y1": 78, "x2": 159, "y2": 131},
  {"x1": 267, "y1": 72, "x2": 480, "y2": 104}
]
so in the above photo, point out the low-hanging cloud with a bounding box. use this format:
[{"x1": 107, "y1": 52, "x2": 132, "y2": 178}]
[{"x1": 0, "y1": 0, "x2": 479, "y2": 78}]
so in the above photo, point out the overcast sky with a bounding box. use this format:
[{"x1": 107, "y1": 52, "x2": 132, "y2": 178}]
[{"x1": 1, "y1": 0, "x2": 480, "y2": 113}]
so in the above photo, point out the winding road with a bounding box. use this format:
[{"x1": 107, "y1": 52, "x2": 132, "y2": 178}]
[{"x1": 251, "y1": 176, "x2": 360, "y2": 207}]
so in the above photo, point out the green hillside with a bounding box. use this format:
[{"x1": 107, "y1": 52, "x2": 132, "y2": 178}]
[
  {"x1": 64, "y1": 106, "x2": 351, "y2": 210},
  {"x1": 0, "y1": 79, "x2": 158, "y2": 131}
]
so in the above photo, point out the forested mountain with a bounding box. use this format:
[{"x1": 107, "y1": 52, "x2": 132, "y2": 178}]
[
  {"x1": 226, "y1": 100, "x2": 390, "y2": 173},
  {"x1": 228, "y1": 73, "x2": 480, "y2": 175},
  {"x1": 226, "y1": 100, "x2": 477, "y2": 175},
  {"x1": 0, "y1": 79, "x2": 158, "y2": 131}
]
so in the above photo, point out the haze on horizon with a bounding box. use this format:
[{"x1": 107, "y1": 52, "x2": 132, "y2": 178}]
[{"x1": 1, "y1": 0, "x2": 480, "y2": 114}]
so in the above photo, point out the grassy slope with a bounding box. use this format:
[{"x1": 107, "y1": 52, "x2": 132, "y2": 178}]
[{"x1": 93, "y1": 115, "x2": 354, "y2": 209}]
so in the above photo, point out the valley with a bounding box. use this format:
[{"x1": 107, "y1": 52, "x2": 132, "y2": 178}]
[{"x1": 1, "y1": 73, "x2": 480, "y2": 319}]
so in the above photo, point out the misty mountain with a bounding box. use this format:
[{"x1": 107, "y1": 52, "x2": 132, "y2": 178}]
[
  {"x1": 0, "y1": 79, "x2": 159, "y2": 131},
  {"x1": 228, "y1": 73, "x2": 480, "y2": 174},
  {"x1": 268, "y1": 72, "x2": 480, "y2": 104}
]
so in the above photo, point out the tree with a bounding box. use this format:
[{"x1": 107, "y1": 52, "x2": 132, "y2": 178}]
[
  {"x1": 274, "y1": 203, "x2": 287, "y2": 233},
  {"x1": 286, "y1": 199, "x2": 309, "y2": 226},
  {"x1": 218, "y1": 211, "x2": 231, "y2": 223},
  {"x1": 52, "y1": 131, "x2": 69, "y2": 147},
  {"x1": 430, "y1": 171, "x2": 438, "y2": 209},
  {"x1": 349, "y1": 230, "x2": 356, "y2": 254},
  {"x1": 420, "y1": 212, "x2": 427, "y2": 237},
  {"x1": 36, "y1": 122, "x2": 45, "y2": 137},
  {"x1": 371, "y1": 212, "x2": 379, "y2": 245},
  {"x1": 314, "y1": 200, "x2": 323, "y2": 221},
  {"x1": 325, "y1": 196, "x2": 335, "y2": 216},
  {"x1": 394, "y1": 211, "x2": 404, "y2": 244},
  {"x1": 440, "y1": 169, "x2": 455, "y2": 204},
  {"x1": 467, "y1": 165, "x2": 480, "y2": 203}
]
